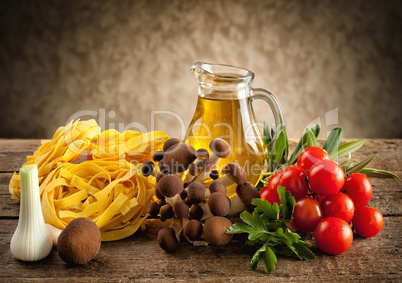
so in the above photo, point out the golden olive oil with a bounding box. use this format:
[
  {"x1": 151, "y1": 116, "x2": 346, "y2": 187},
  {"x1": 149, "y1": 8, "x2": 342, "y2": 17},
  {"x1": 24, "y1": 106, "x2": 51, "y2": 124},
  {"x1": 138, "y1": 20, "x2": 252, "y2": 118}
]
[{"x1": 184, "y1": 95, "x2": 266, "y2": 195}]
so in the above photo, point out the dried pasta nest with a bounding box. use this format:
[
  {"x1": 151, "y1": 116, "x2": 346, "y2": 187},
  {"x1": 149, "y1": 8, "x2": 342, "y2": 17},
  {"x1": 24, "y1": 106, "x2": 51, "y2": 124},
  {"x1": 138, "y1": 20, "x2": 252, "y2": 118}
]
[{"x1": 9, "y1": 119, "x2": 169, "y2": 241}]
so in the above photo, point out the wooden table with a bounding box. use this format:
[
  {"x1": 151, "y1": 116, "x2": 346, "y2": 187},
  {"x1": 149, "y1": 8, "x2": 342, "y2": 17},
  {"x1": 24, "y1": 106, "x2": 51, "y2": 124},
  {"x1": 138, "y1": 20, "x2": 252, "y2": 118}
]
[{"x1": 0, "y1": 139, "x2": 401, "y2": 282}]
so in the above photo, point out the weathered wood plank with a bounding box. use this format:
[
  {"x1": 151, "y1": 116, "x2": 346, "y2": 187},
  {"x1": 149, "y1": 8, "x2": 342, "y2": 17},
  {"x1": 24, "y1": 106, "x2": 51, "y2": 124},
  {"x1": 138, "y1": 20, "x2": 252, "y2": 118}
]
[
  {"x1": 0, "y1": 151, "x2": 33, "y2": 173},
  {"x1": 0, "y1": 139, "x2": 42, "y2": 152},
  {"x1": 0, "y1": 217, "x2": 400, "y2": 281}
]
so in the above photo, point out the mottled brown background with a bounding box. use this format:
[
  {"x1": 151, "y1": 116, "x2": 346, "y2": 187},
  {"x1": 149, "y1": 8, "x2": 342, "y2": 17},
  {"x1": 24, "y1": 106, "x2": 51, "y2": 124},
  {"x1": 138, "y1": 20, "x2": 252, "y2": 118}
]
[{"x1": 0, "y1": 0, "x2": 401, "y2": 140}]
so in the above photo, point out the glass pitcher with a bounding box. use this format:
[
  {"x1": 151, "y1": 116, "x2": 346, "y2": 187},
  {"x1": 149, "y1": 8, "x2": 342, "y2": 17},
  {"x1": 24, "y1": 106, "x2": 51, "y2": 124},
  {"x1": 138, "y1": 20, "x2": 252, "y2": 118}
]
[{"x1": 184, "y1": 62, "x2": 285, "y2": 195}]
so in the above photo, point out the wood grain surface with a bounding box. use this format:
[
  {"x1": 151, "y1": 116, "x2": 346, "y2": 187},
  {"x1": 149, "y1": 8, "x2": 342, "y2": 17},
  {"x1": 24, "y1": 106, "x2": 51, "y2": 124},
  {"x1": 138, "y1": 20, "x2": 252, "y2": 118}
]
[{"x1": 0, "y1": 139, "x2": 401, "y2": 282}]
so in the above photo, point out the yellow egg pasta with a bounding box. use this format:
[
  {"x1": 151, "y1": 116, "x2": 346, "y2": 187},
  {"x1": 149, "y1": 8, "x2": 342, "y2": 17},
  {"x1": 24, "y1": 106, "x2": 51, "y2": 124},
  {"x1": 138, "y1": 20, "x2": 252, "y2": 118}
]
[{"x1": 9, "y1": 119, "x2": 169, "y2": 241}]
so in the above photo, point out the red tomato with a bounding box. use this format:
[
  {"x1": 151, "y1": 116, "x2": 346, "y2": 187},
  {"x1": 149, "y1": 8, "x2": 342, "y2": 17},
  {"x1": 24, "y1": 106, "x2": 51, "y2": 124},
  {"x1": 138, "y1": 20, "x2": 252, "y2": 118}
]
[
  {"x1": 260, "y1": 170, "x2": 284, "y2": 205},
  {"x1": 297, "y1": 146, "x2": 330, "y2": 171},
  {"x1": 307, "y1": 160, "x2": 345, "y2": 196},
  {"x1": 279, "y1": 165, "x2": 309, "y2": 201},
  {"x1": 292, "y1": 197, "x2": 323, "y2": 233},
  {"x1": 321, "y1": 193, "x2": 355, "y2": 223},
  {"x1": 343, "y1": 173, "x2": 373, "y2": 206},
  {"x1": 317, "y1": 194, "x2": 327, "y2": 206},
  {"x1": 352, "y1": 206, "x2": 384, "y2": 238},
  {"x1": 315, "y1": 217, "x2": 353, "y2": 255}
]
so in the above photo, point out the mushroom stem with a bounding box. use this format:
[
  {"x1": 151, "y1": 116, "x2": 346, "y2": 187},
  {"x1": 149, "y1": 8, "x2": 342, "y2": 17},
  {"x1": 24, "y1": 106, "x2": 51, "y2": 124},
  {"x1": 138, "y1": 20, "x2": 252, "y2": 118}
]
[
  {"x1": 208, "y1": 152, "x2": 221, "y2": 165},
  {"x1": 200, "y1": 203, "x2": 214, "y2": 221},
  {"x1": 228, "y1": 195, "x2": 247, "y2": 215},
  {"x1": 191, "y1": 160, "x2": 216, "y2": 184},
  {"x1": 192, "y1": 170, "x2": 210, "y2": 183},
  {"x1": 46, "y1": 224, "x2": 62, "y2": 246},
  {"x1": 151, "y1": 167, "x2": 160, "y2": 178},
  {"x1": 165, "y1": 193, "x2": 183, "y2": 208},
  {"x1": 209, "y1": 175, "x2": 235, "y2": 187},
  {"x1": 183, "y1": 172, "x2": 195, "y2": 184},
  {"x1": 170, "y1": 217, "x2": 184, "y2": 241},
  {"x1": 182, "y1": 163, "x2": 200, "y2": 184}
]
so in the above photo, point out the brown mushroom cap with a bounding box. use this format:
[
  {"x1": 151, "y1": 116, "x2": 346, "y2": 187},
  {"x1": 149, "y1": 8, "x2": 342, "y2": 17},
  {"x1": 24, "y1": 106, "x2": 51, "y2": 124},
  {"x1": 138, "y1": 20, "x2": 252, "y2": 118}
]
[
  {"x1": 209, "y1": 181, "x2": 227, "y2": 195},
  {"x1": 195, "y1": 148, "x2": 209, "y2": 159},
  {"x1": 173, "y1": 202, "x2": 190, "y2": 218},
  {"x1": 156, "y1": 174, "x2": 183, "y2": 197},
  {"x1": 163, "y1": 138, "x2": 181, "y2": 152},
  {"x1": 236, "y1": 182, "x2": 261, "y2": 213},
  {"x1": 158, "y1": 198, "x2": 167, "y2": 207},
  {"x1": 148, "y1": 201, "x2": 160, "y2": 217},
  {"x1": 190, "y1": 203, "x2": 204, "y2": 220},
  {"x1": 152, "y1": 151, "x2": 164, "y2": 162},
  {"x1": 209, "y1": 170, "x2": 219, "y2": 180},
  {"x1": 188, "y1": 163, "x2": 200, "y2": 176},
  {"x1": 159, "y1": 204, "x2": 175, "y2": 222},
  {"x1": 209, "y1": 138, "x2": 231, "y2": 158},
  {"x1": 202, "y1": 216, "x2": 233, "y2": 245},
  {"x1": 221, "y1": 163, "x2": 247, "y2": 184},
  {"x1": 154, "y1": 186, "x2": 165, "y2": 199},
  {"x1": 183, "y1": 220, "x2": 203, "y2": 241},
  {"x1": 208, "y1": 193, "x2": 231, "y2": 216},
  {"x1": 158, "y1": 161, "x2": 170, "y2": 175},
  {"x1": 157, "y1": 227, "x2": 178, "y2": 252},
  {"x1": 180, "y1": 189, "x2": 188, "y2": 200},
  {"x1": 163, "y1": 143, "x2": 196, "y2": 173},
  {"x1": 57, "y1": 218, "x2": 101, "y2": 265},
  {"x1": 141, "y1": 161, "x2": 155, "y2": 177},
  {"x1": 187, "y1": 182, "x2": 206, "y2": 204},
  {"x1": 156, "y1": 173, "x2": 166, "y2": 183}
]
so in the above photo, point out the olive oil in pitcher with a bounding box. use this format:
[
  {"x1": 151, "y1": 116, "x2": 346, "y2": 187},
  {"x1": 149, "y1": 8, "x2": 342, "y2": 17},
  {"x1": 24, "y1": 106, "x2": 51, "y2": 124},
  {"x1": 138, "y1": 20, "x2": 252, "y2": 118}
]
[{"x1": 185, "y1": 62, "x2": 285, "y2": 196}]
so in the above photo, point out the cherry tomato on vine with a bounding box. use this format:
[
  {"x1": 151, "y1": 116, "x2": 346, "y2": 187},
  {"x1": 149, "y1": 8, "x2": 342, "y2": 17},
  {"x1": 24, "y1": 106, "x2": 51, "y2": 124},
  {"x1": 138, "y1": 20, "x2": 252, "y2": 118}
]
[
  {"x1": 297, "y1": 146, "x2": 330, "y2": 171},
  {"x1": 307, "y1": 160, "x2": 345, "y2": 196},
  {"x1": 278, "y1": 165, "x2": 309, "y2": 201},
  {"x1": 292, "y1": 197, "x2": 323, "y2": 233},
  {"x1": 315, "y1": 217, "x2": 353, "y2": 255},
  {"x1": 343, "y1": 173, "x2": 373, "y2": 206},
  {"x1": 352, "y1": 206, "x2": 384, "y2": 238},
  {"x1": 321, "y1": 193, "x2": 355, "y2": 223},
  {"x1": 259, "y1": 169, "x2": 284, "y2": 205}
]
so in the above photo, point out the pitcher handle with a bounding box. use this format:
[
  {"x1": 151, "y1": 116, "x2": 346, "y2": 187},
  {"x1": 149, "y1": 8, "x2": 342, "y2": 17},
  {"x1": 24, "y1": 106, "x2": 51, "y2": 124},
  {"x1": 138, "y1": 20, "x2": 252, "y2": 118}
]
[{"x1": 251, "y1": 88, "x2": 286, "y2": 138}]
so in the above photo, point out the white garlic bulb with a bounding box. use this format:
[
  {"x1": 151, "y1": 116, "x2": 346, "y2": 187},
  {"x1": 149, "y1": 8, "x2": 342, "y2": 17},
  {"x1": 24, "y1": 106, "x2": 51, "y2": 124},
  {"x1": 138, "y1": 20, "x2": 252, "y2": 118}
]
[{"x1": 10, "y1": 164, "x2": 53, "y2": 261}]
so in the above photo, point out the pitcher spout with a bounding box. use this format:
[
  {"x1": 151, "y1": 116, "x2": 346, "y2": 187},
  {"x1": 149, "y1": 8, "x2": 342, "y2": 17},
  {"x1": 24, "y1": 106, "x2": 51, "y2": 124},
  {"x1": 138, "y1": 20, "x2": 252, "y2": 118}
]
[
  {"x1": 190, "y1": 62, "x2": 205, "y2": 74},
  {"x1": 190, "y1": 62, "x2": 254, "y2": 91}
]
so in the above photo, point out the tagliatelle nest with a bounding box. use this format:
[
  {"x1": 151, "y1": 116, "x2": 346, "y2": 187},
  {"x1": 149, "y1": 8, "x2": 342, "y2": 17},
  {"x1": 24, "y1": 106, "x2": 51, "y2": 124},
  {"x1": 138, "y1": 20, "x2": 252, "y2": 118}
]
[{"x1": 9, "y1": 119, "x2": 169, "y2": 241}]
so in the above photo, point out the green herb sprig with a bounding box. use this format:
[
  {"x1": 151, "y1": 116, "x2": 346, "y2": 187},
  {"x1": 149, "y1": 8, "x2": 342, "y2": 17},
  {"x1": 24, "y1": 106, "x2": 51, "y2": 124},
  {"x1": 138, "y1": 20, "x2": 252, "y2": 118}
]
[{"x1": 226, "y1": 186, "x2": 315, "y2": 273}]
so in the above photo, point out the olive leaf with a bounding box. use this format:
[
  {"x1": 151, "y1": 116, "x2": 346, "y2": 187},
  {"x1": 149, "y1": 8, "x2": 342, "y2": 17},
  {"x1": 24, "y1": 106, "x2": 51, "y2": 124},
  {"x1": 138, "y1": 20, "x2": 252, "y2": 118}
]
[
  {"x1": 273, "y1": 130, "x2": 287, "y2": 169},
  {"x1": 323, "y1": 127, "x2": 342, "y2": 155},
  {"x1": 263, "y1": 121, "x2": 271, "y2": 145},
  {"x1": 358, "y1": 168, "x2": 401, "y2": 180},
  {"x1": 330, "y1": 139, "x2": 365, "y2": 160},
  {"x1": 288, "y1": 124, "x2": 320, "y2": 165},
  {"x1": 346, "y1": 155, "x2": 376, "y2": 174},
  {"x1": 305, "y1": 127, "x2": 318, "y2": 147}
]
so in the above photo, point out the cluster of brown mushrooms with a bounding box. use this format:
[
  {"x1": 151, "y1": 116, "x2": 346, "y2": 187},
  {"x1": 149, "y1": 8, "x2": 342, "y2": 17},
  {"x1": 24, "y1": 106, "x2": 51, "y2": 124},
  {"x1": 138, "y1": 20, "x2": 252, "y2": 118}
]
[{"x1": 141, "y1": 138, "x2": 260, "y2": 252}]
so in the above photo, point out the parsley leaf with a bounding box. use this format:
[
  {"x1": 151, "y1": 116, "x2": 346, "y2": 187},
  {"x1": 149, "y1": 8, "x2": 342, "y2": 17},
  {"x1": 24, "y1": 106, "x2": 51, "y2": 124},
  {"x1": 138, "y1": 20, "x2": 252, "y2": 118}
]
[{"x1": 226, "y1": 187, "x2": 315, "y2": 273}]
